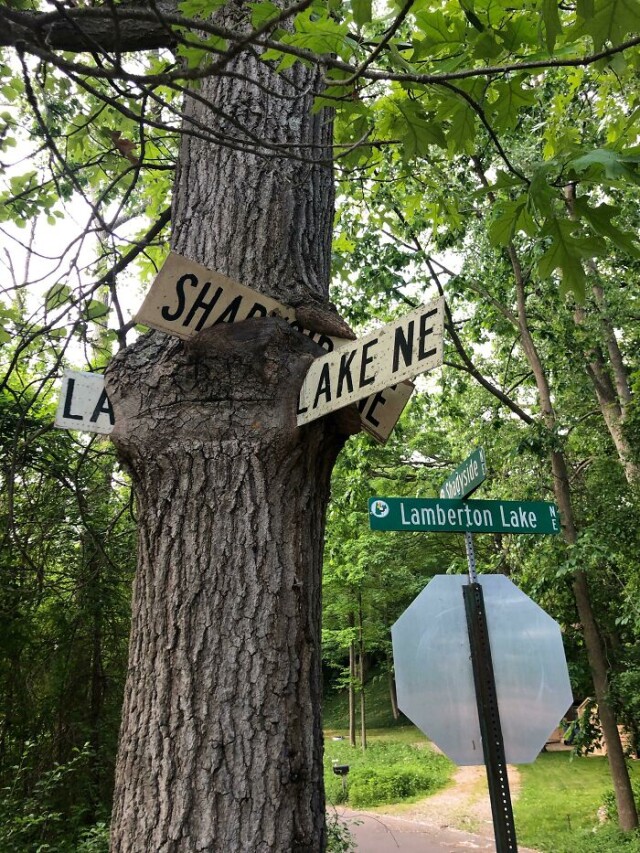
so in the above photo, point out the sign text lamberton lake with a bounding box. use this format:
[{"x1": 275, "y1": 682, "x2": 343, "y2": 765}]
[{"x1": 369, "y1": 497, "x2": 561, "y2": 535}]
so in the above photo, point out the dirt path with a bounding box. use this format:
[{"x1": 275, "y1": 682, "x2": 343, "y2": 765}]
[{"x1": 368, "y1": 764, "x2": 522, "y2": 839}]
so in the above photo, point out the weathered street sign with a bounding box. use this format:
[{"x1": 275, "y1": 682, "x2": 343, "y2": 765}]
[
  {"x1": 439, "y1": 447, "x2": 487, "y2": 499},
  {"x1": 357, "y1": 381, "x2": 414, "y2": 443},
  {"x1": 296, "y1": 297, "x2": 444, "y2": 427},
  {"x1": 136, "y1": 252, "x2": 307, "y2": 340},
  {"x1": 391, "y1": 574, "x2": 573, "y2": 765},
  {"x1": 54, "y1": 370, "x2": 114, "y2": 435},
  {"x1": 134, "y1": 253, "x2": 413, "y2": 443},
  {"x1": 369, "y1": 496, "x2": 561, "y2": 534}
]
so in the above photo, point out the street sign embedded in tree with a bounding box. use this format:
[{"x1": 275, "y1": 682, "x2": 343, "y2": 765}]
[
  {"x1": 369, "y1": 497, "x2": 561, "y2": 535},
  {"x1": 54, "y1": 370, "x2": 114, "y2": 435},
  {"x1": 132, "y1": 252, "x2": 414, "y2": 444},
  {"x1": 297, "y1": 297, "x2": 444, "y2": 426},
  {"x1": 440, "y1": 447, "x2": 487, "y2": 499}
]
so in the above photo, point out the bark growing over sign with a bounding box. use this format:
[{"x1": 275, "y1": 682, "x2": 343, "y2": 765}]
[{"x1": 106, "y1": 31, "x2": 346, "y2": 852}]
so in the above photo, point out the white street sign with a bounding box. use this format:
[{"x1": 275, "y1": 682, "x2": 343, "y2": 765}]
[
  {"x1": 55, "y1": 370, "x2": 114, "y2": 435},
  {"x1": 357, "y1": 381, "x2": 414, "y2": 443},
  {"x1": 392, "y1": 575, "x2": 573, "y2": 765},
  {"x1": 135, "y1": 253, "x2": 414, "y2": 443},
  {"x1": 297, "y1": 298, "x2": 444, "y2": 427},
  {"x1": 135, "y1": 253, "x2": 305, "y2": 340}
]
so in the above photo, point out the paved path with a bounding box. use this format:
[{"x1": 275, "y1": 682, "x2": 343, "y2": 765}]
[{"x1": 340, "y1": 810, "x2": 539, "y2": 852}]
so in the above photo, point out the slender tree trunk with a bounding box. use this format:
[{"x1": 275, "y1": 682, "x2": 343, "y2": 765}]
[
  {"x1": 388, "y1": 669, "x2": 399, "y2": 721},
  {"x1": 564, "y1": 186, "x2": 639, "y2": 484},
  {"x1": 107, "y1": 33, "x2": 350, "y2": 851},
  {"x1": 509, "y1": 246, "x2": 639, "y2": 831},
  {"x1": 348, "y1": 612, "x2": 356, "y2": 748},
  {"x1": 357, "y1": 591, "x2": 367, "y2": 753}
]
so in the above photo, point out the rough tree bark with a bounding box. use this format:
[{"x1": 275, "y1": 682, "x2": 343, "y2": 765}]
[{"x1": 106, "y1": 34, "x2": 352, "y2": 852}]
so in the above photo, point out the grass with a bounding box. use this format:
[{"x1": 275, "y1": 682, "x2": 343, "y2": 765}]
[
  {"x1": 514, "y1": 751, "x2": 640, "y2": 852},
  {"x1": 323, "y1": 676, "x2": 411, "y2": 731}
]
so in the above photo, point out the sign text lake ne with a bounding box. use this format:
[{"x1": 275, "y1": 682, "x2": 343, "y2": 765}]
[
  {"x1": 369, "y1": 497, "x2": 561, "y2": 535},
  {"x1": 297, "y1": 297, "x2": 444, "y2": 426}
]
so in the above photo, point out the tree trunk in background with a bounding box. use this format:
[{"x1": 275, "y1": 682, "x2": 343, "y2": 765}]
[
  {"x1": 510, "y1": 241, "x2": 638, "y2": 831},
  {"x1": 358, "y1": 592, "x2": 367, "y2": 752},
  {"x1": 388, "y1": 668, "x2": 399, "y2": 721},
  {"x1": 107, "y1": 32, "x2": 349, "y2": 851},
  {"x1": 349, "y1": 612, "x2": 356, "y2": 748}
]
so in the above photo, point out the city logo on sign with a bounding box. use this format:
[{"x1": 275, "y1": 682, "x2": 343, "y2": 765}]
[{"x1": 370, "y1": 499, "x2": 390, "y2": 518}]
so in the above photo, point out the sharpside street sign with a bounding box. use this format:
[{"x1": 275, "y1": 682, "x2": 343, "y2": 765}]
[
  {"x1": 133, "y1": 252, "x2": 413, "y2": 444},
  {"x1": 54, "y1": 370, "x2": 114, "y2": 435},
  {"x1": 369, "y1": 496, "x2": 561, "y2": 535},
  {"x1": 440, "y1": 447, "x2": 487, "y2": 500},
  {"x1": 135, "y1": 252, "x2": 302, "y2": 341},
  {"x1": 297, "y1": 297, "x2": 444, "y2": 427}
]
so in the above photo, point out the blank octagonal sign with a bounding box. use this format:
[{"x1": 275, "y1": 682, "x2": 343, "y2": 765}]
[{"x1": 391, "y1": 575, "x2": 573, "y2": 765}]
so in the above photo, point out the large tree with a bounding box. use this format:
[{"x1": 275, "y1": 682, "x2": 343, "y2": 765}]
[{"x1": 2, "y1": 0, "x2": 640, "y2": 848}]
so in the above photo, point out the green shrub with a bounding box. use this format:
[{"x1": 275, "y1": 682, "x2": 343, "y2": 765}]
[
  {"x1": 326, "y1": 810, "x2": 357, "y2": 853},
  {"x1": 349, "y1": 763, "x2": 442, "y2": 807},
  {"x1": 324, "y1": 739, "x2": 452, "y2": 808},
  {"x1": 0, "y1": 741, "x2": 110, "y2": 852}
]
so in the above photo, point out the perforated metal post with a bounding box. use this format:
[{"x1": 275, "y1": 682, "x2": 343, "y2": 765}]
[
  {"x1": 463, "y1": 577, "x2": 518, "y2": 853},
  {"x1": 464, "y1": 531, "x2": 478, "y2": 583}
]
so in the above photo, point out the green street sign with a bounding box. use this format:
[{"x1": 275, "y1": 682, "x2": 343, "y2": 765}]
[
  {"x1": 440, "y1": 447, "x2": 487, "y2": 500},
  {"x1": 369, "y1": 497, "x2": 561, "y2": 535}
]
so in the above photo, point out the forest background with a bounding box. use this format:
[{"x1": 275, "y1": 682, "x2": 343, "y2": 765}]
[{"x1": 1, "y1": 0, "x2": 640, "y2": 848}]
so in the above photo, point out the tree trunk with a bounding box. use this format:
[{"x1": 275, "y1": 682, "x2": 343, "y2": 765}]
[
  {"x1": 348, "y1": 612, "x2": 356, "y2": 748},
  {"x1": 509, "y1": 245, "x2": 639, "y2": 831},
  {"x1": 551, "y1": 451, "x2": 638, "y2": 830},
  {"x1": 107, "y1": 34, "x2": 349, "y2": 851},
  {"x1": 357, "y1": 591, "x2": 367, "y2": 753},
  {"x1": 388, "y1": 669, "x2": 399, "y2": 721}
]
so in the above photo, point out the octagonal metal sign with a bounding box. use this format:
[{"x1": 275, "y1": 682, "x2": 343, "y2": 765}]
[{"x1": 392, "y1": 575, "x2": 572, "y2": 765}]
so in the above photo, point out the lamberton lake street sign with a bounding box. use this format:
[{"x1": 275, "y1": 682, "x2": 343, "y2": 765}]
[
  {"x1": 369, "y1": 496, "x2": 561, "y2": 535},
  {"x1": 373, "y1": 450, "x2": 566, "y2": 853},
  {"x1": 296, "y1": 297, "x2": 444, "y2": 427}
]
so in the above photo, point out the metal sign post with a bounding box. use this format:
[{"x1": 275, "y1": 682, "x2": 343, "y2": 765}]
[{"x1": 463, "y1": 530, "x2": 517, "y2": 853}]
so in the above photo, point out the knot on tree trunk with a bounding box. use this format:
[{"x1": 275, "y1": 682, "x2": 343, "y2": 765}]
[{"x1": 105, "y1": 317, "x2": 357, "y2": 464}]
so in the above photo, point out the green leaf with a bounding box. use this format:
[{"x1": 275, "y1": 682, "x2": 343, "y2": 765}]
[
  {"x1": 395, "y1": 100, "x2": 446, "y2": 158},
  {"x1": 567, "y1": 148, "x2": 640, "y2": 185},
  {"x1": 413, "y1": 10, "x2": 466, "y2": 58},
  {"x1": 490, "y1": 78, "x2": 535, "y2": 131},
  {"x1": 446, "y1": 102, "x2": 476, "y2": 155},
  {"x1": 283, "y1": 9, "x2": 354, "y2": 60},
  {"x1": 527, "y1": 164, "x2": 557, "y2": 218},
  {"x1": 45, "y1": 284, "x2": 72, "y2": 312},
  {"x1": 541, "y1": 0, "x2": 563, "y2": 52},
  {"x1": 574, "y1": 198, "x2": 640, "y2": 257},
  {"x1": 488, "y1": 196, "x2": 532, "y2": 246},
  {"x1": 83, "y1": 300, "x2": 110, "y2": 321},
  {"x1": 178, "y1": 0, "x2": 226, "y2": 18},
  {"x1": 537, "y1": 217, "x2": 606, "y2": 300},
  {"x1": 573, "y1": 0, "x2": 640, "y2": 51},
  {"x1": 249, "y1": 1, "x2": 280, "y2": 27},
  {"x1": 352, "y1": 0, "x2": 373, "y2": 27}
]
